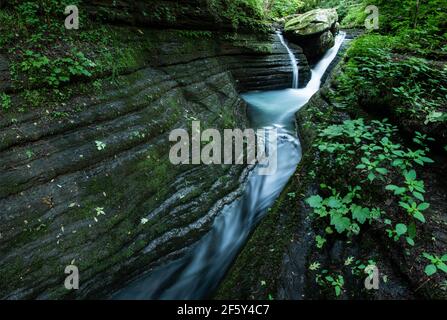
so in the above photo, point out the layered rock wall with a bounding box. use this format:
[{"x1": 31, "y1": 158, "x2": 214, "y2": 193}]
[{"x1": 0, "y1": 6, "x2": 310, "y2": 299}]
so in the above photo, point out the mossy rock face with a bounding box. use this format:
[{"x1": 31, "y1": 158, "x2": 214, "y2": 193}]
[
  {"x1": 84, "y1": 0, "x2": 268, "y2": 32},
  {"x1": 284, "y1": 8, "x2": 338, "y2": 37},
  {"x1": 0, "y1": 12, "x2": 313, "y2": 299},
  {"x1": 0, "y1": 1, "x2": 312, "y2": 300}
]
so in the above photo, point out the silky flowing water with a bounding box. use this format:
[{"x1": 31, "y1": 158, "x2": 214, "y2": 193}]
[{"x1": 113, "y1": 31, "x2": 346, "y2": 300}]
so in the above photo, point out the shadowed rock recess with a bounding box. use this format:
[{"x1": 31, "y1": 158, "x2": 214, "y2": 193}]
[
  {"x1": 0, "y1": 1, "x2": 310, "y2": 299},
  {"x1": 285, "y1": 8, "x2": 340, "y2": 63}
]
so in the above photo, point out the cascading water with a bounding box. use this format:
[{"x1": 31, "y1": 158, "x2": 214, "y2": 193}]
[
  {"x1": 113, "y1": 31, "x2": 346, "y2": 300},
  {"x1": 276, "y1": 31, "x2": 299, "y2": 89}
]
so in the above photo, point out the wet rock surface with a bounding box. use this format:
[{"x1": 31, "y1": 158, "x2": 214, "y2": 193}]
[
  {"x1": 0, "y1": 20, "x2": 310, "y2": 300},
  {"x1": 0, "y1": 53, "x2": 245, "y2": 299},
  {"x1": 221, "y1": 33, "x2": 311, "y2": 91}
]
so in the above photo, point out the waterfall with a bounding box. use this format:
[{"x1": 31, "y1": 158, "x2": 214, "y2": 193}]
[
  {"x1": 112, "y1": 32, "x2": 347, "y2": 300},
  {"x1": 245, "y1": 32, "x2": 346, "y2": 130},
  {"x1": 304, "y1": 31, "x2": 346, "y2": 94},
  {"x1": 276, "y1": 31, "x2": 299, "y2": 89}
]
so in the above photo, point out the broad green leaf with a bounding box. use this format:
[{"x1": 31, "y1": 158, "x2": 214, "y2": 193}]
[
  {"x1": 327, "y1": 197, "x2": 342, "y2": 209},
  {"x1": 420, "y1": 157, "x2": 434, "y2": 163},
  {"x1": 412, "y1": 191, "x2": 425, "y2": 201},
  {"x1": 423, "y1": 252, "x2": 434, "y2": 260},
  {"x1": 335, "y1": 286, "x2": 341, "y2": 296},
  {"x1": 376, "y1": 168, "x2": 388, "y2": 175},
  {"x1": 351, "y1": 205, "x2": 369, "y2": 224},
  {"x1": 405, "y1": 170, "x2": 417, "y2": 180},
  {"x1": 437, "y1": 263, "x2": 447, "y2": 273},
  {"x1": 413, "y1": 211, "x2": 426, "y2": 223},
  {"x1": 385, "y1": 185, "x2": 398, "y2": 191},
  {"x1": 331, "y1": 214, "x2": 351, "y2": 234},
  {"x1": 395, "y1": 187, "x2": 407, "y2": 195},
  {"x1": 424, "y1": 264, "x2": 437, "y2": 276},
  {"x1": 395, "y1": 223, "x2": 407, "y2": 236},
  {"x1": 306, "y1": 195, "x2": 323, "y2": 208},
  {"x1": 399, "y1": 201, "x2": 411, "y2": 210},
  {"x1": 386, "y1": 185, "x2": 407, "y2": 195}
]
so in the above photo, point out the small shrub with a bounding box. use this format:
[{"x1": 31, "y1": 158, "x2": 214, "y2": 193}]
[
  {"x1": 422, "y1": 253, "x2": 447, "y2": 276},
  {"x1": 18, "y1": 50, "x2": 96, "y2": 88},
  {"x1": 0, "y1": 93, "x2": 11, "y2": 111}
]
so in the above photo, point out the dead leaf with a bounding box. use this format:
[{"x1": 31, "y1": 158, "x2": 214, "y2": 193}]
[{"x1": 41, "y1": 196, "x2": 54, "y2": 208}]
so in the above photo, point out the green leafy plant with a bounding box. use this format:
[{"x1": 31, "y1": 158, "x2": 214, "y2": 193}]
[
  {"x1": 316, "y1": 272, "x2": 344, "y2": 297},
  {"x1": 25, "y1": 149, "x2": 34, "y2": 159},
  {"x1": 326, "y1": 275, "x2": 344, "y2": 297},
  {"x1": 208, "y1": 0, "x2": 267, "y2": 31},
  {"x1": 338, "y1": 33, "x2": 447, "y2": 124},
  {"x1": 309, "y1": 262, "x2": 321, "y2": 271},
  {"x1": 94, "y1": 207, "x2": 105, "y2": 216},
  {"x1": 422, "y1": 253, "x2": 447, "y2": 276},
  {"x1": 351, "y1": 259, "x2": 377, "y2": 276},
  {"x1": 18, "y1": 50, "x2": 96, "y2": 88},
  {"x1": 315, "y1": 269, "x2": 344, "y2": 297},
  {"x1": 315, "y1": 235, "x2": 326, "y2": 249},
  {"x1": 311, "y1": 117, "x2": 433, "y2": 246},
  {"x1": 306, "y1": 185, "x2": 379, "y2": 236},
  {"x1": 399, "y1": 200, "x2": 429, "y2": 223},
  {"x1": 0, "y1": 93, "x2": 11, "y2": 111},
  {"x1": 344, "y1": 256, "x2": 354, "y2": 266},
  {"x1": 267, "y1": 0, "x2": 304, "y2": 18},
  {"x1": 287, "y1": 192, "x2": 297, "y2": 199},
  {"x1": 385, "y1": 221, "x2": 414, "y2": 245}
]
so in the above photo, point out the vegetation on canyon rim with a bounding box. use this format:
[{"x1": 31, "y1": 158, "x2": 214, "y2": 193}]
[
  {"x1": 302, "y1": 0, "x2": 447, "y2": 298},
  {"x1": 1, "y1": 0, "x2": 445, "y2": 112},
  {"x1": 0, "y1": 0, "x2": 446, "y2": 300},
  {"x1": 217, "y1": 0, "x2": 446, "y2": 300}
]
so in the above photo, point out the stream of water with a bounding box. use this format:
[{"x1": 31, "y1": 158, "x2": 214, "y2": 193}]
[
  {"x1": 276, "y1": 31, "x2": 299, "y2": 89},
  {"x1": 113, "y1": 31, "x2": 346, "y2": 300}
]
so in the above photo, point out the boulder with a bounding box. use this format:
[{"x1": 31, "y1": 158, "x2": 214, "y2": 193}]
[
  {"x1": 284, "y1": 8, "x2": 338, "y2": 36},
  {"x1": 284, "y1": 8, "x2": 339, "y2": 63}
]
